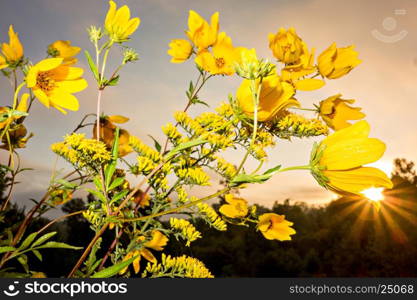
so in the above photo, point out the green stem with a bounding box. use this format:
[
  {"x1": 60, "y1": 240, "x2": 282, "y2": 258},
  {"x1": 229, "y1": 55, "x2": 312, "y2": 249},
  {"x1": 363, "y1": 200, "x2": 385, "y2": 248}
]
[
  {"x1": 119, "y1": 188, "x2": 229, "y2": 223},
  {"x1": 235, "y1": 78, "x2": 262, "y2": 174},
  {"x1": 278, "y1": 165, "x2": 311, "y2": 173}
]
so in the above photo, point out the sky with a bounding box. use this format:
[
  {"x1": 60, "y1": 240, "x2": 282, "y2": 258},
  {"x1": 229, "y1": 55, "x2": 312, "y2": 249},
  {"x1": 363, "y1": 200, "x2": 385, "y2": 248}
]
[{"x1": 1, "y1": 0, "x2": 417, "y2": 211}]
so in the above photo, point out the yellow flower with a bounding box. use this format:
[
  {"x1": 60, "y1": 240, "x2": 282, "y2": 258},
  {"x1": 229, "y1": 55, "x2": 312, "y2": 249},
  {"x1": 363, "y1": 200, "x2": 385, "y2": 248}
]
[
  {"x1": 186, "y1": 10, "x2": 219, "y2": 50},
  {"x1": 144, "y1": 230, "x2": 169, "y2": 251},
  {"x1": 0, "y1": 93, "x2": 28, "y2": 130},
  {"x1": 318, "y1": 42, "x2": 361, "y2": 79},
  {"x1": 167, "y1": 39, "x2": 193, "y2": 63},
  {"x1": 48, "y1": 40, "x2": 80, "y2": 65},
  {"x1": 257, "y1": 213, "x2": 296, "y2": 241},
  {"x1": 319, "y1": 94, "x2": 365, "y2": 130},
  {"x1": 195, "y1": 32, "x2": 242, "y2": 75},
  {"x1": 310, "y1": 120, "x2": 393, "y2": 195},
  {"x1": 237, "y1": 74, "x2": 298, "y2": 122},
  {"x1": 281, "y1": 43, "x2": 325, "y2": 91},
  {"x1": 1, "y1": 25, "x2": 24, "y2": 68},
  {"x1": 219, "y1": 194, "x2": 248, "y2": 218},
  {"x1": 268, "y1": 28, "x2": 304, "y2": 64},
  {"x1": 105, "y1": 0, "x2": 140, "y2": 43},
  {"x1": 93, "y1": 115, "x2": 132, "y2": 157},
  {"x1": 26, "y1": 58, "x2": 87, "y2": 114},
  {"x1": 120, "y1": 231, "x2": 168, "y2": 274}
]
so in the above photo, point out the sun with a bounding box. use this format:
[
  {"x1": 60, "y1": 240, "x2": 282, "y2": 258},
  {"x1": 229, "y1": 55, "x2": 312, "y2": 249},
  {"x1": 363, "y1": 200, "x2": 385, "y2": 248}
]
[{"x1": 362, "y1": 187, "x2": 385, "y2": 202}]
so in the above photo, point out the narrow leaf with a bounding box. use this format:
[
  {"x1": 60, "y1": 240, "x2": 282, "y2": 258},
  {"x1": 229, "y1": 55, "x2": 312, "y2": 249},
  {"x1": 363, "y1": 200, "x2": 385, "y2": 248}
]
[
  {"x1": 164, "y1": 139, "x2": 207, "y2": 160},
  {"x1": 91, "y1": 255, "x2": 138, "y2": 278},
  {"x1": 31, "y1": 232, "x2": 57, "y2": 247},
  {"x1": 19, "y1": 232, "x2": 38, "y2": 250},
  {"x1": 36, "y1": 242, "x2": 82, "y2": 250},
  {"x1": 85, "y1": 50, "x2": 99, "y2": 81},
  {"x1": 0, "y1": 246, "x2": 16, "y2": 254}
]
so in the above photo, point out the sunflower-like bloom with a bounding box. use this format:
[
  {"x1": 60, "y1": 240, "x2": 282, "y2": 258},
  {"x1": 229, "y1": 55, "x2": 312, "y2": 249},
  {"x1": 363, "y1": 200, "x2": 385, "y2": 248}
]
[
  {"x1": 0, "y1": 25, "x2": 24, "y2": 69},
  {"x1": 105, "y1": 0, "x2": 140, "y2": 43},
  {"x1": 26, "y1": 58, "x2": 87, "y2": 114},
  {"x1": 318, "y1": 42, "x2": 361, "y2": 79},
  {"x1": 319, "y1": 94, "x2": 365, "y2": 130},
  {"x1": 310, "y1": 120, "x2": 393, "y2": 195},
  {"x1": 47, "y1": 40, "x2": 80, "y2": 65},
  {"x1": 186, "y1": 10, "x2": 219, "y2": 50},
  {"x1": 237, "y1": 74, "x2": 298, "y2": 122},
  {"x1": 268, "y1": 28, "x2": 304, "y2": 64},
  {"x1": 93, "y1": 115, "x2": 132, "y2": 157},
  {"x1": 167, "y1": 39, "x2": 193, "y2": 63},
  {"x1": 257, "y1": 213, "x2": 296, "y2": 241},
  {"x1": 195, "y1": 32, "x2": 242, "y2": 76},
  {"x1": 219, "y1": 194, "x2": 248, "y2": 218}
]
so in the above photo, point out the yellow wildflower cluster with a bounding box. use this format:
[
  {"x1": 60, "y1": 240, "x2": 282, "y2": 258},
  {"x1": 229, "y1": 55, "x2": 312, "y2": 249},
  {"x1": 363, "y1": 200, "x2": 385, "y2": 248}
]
[
  {"x1": 143, "y1": 254, "x2": 214, "y2": 278},
  {"x1": 271, "y1": 112, "x2": 329, "y2": 139},
  {"x1": 214, "y1": 156, "x2": 237, "y2": 179},
  {"x1": 51, "y1": 133, "x2": 111, "y2": 169},
  {"x1": 129, "y1": 135, "x2": 162, "y2": 162},
  {"x1": 196, "y1": 203, "x2": 227, "y2": 231},
  {"x1": 174, "y1": 110, "x2": 234, "y2": 149},
  {"x1": 169, "y1": 218, "x2": 202, "y2": 246},
  {"x1": 161, "y1": 122, "x2": 182, "y2": 144},
  {"x1": 176, "y1": 167, "x2": 210, "y2": 186}
]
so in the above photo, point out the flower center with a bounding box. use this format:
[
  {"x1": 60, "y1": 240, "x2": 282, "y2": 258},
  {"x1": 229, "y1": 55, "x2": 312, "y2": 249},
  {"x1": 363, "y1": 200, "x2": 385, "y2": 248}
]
[
  {"x1": 37, "y1": 72, "x2": 56, "y2": 92},
  {"x1": 215, "y1": 57, "x2": 225, "y2": 68}
]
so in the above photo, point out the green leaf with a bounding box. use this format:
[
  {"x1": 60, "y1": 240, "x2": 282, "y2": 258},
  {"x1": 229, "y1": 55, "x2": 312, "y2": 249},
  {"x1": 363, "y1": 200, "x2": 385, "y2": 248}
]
[
  {"x1": 0, "y1": 246, "x2": 16, "y2": 254},
  {"x1": 93, "y1": 176, "x2": 102, "y2": 190},
  {"x1": 263, "y1": 164, "x2": 281, "y2": 175},
  {"x1": 86, "y1": 189, "x2": 107, "y2": 203},
  {"x1": 164, "y1": 139, "x2": 207, "y2": 160},
  {"x1": 110, "y1": 190, "x2": 128, "y2": 205},
  {"x1": 105, "y1": 128, "x2": 119, "y2": 189},
  {"x1": 17, "y1": 254, "x2": 29, "y2": 273},
  {"x1": 148, "y1": 135, "x2": 161, "y2": 153},
  {"x1": 32, "y1": 250, "x2": 42, "y2": 261},
  {"x1": 230, "y1": 173, "x2": 273, "y2": 187},
  {"x1": 108, "y1": 177, "x2": 124, "y2": 191},
  {"x1": 85, "y1": 50, "x2": 99, "y2": 81},
  {"x1": 36, "y1": 241, "x2": 82, "y2": 250},
  {"x1": 91, "y1": 255, "x2": 138, "y2": 278},
  {"x1": 56, "y1": 179, "x2": 76, "y2": 189},
  {"x1": 106, "y1": 75, "x2": 120, "y2": 86},
  {"x1": 31, "y1": 232, "x2": 57, "y2": 247},
  {"x1": 19, "y1": 232, "x2": 38, "y2": 250}
]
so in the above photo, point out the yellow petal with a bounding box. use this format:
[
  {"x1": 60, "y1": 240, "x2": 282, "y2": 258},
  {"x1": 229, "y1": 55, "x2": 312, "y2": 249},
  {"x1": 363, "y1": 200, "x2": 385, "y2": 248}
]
[
  {"x1": 322, "y1": 120, "x2": 370, "y2": 147},
  {"x1": 105, "y1": 0, "x2": 117, "y2": 30},
  {"x1": 140, "y1": 248, "x2": 157, "y2": 263},
  {"x1": 324, "y1": 167, "x2": 393, "y2": 195},
  {"x1": 108, "y1": 115, "x2": 129, "y2": 123},
  {"x1": 294, "y1": 78, "x2": 325, "y2": 91},
  {"x1": 35, "y1": 58, "x2": 63, "y2": 72},
  {"x1": 17, "y1": 93, "x2": 29, "y2": 112},
  {"x1": 50, "y1": 91, "x2": 79, "y2": 112},
  {"x1": 56, "y1": 78, "x2": 88, "y2": 93},
  {"x1": 33, "y1": 88, "x2": 50, "y2": 108},
  {"x1": 26, "y1": 66, "x2": 38, "y2": 88}
]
